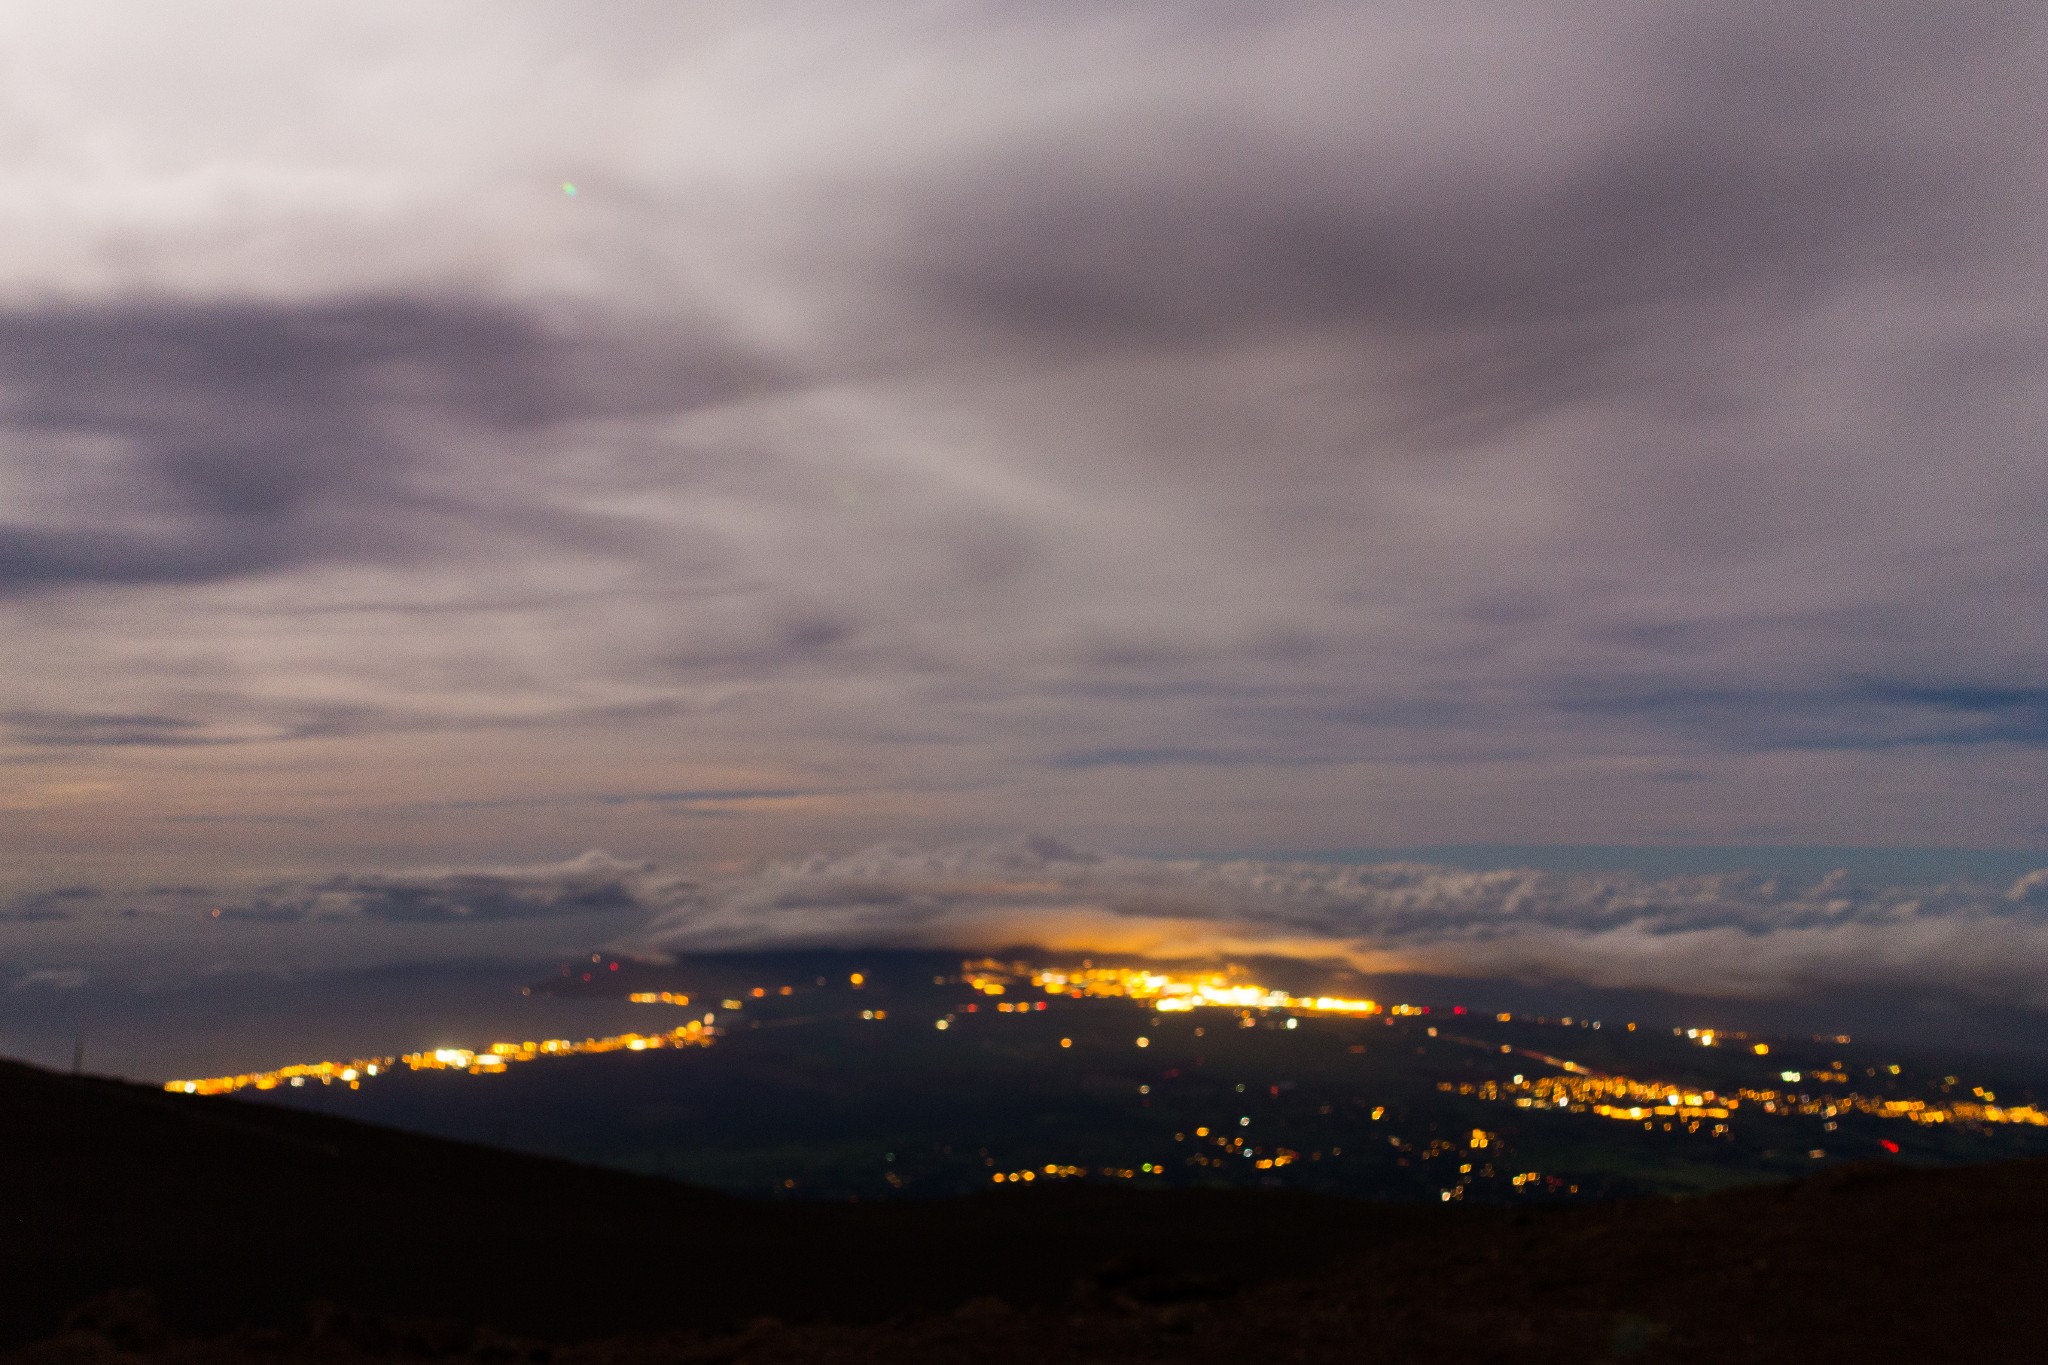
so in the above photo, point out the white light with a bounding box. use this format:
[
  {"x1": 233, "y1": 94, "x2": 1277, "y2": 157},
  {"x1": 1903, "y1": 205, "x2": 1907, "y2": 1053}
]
[{"x1": 935, "y1": 1019, "x2": 949, "y2": 1030}]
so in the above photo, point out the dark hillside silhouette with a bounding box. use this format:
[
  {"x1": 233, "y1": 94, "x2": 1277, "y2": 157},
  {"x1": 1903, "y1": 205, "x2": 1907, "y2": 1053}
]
[{"x1": 7, "y1": 1058, "x2": 2048, "y2": 1362}]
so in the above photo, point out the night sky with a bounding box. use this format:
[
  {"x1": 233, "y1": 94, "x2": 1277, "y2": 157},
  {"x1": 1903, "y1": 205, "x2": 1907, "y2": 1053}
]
[{"x1": 4, "y1": 3, "x2": 2046, "y2": 1070}]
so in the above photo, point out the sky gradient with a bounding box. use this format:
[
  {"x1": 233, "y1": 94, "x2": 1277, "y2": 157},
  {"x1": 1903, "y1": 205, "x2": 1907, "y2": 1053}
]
[{"x1": 4, "y1": 3, "x2": 2047, "y2": 1033}]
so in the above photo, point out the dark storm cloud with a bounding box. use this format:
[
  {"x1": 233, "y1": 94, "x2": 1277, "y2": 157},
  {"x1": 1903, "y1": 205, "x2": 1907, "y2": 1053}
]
[
  {"x1": 913, "y1": 130, "x2": 1952, "y2": 348},
  {"x1": 593, "y1": 788, "x2": 819, "y2": 806},
  {"x1": 0, "y1": 703, "x2": 384, "y2": 749},
  {"x1": 0, "y1": 296, "x2": 778, "y2": 594},
  {"x1": 1048, "y1": 747, "x2": 1268, "y2": 769},
  {"x1": 2, "y1": 885, "x2": 100, "y2": 923},
  {"x1": 0, "y1": 711, "x2": 216, "y2": 747},
  {"x1": 2, "y1": 694, "x2": 704, "y2": 750},
  {"x1": 373, "y1": 789, "x2": 824, "y2": 815},
  {"x1": 887, "y1": 5, "x2": 2031, "y2": 443},
  {"x1": 1553, "y1": 683, "x2": 2048, "y2": 752},
  {"x1": 0, "y1": 702, "x2": 403, "y2": 748}
]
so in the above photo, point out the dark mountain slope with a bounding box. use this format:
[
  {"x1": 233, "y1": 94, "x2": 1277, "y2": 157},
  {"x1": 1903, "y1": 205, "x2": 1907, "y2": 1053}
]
[
  {"x1": 0, "y1": 1059, "x2": 1380, "y2": 1345},
  {"x1": 695, "y1": 1156, "x2": 2048, "y2": 1364},
  {"x1": 7, "y1": 1058, "x2": 2048, "y2": 1363}
]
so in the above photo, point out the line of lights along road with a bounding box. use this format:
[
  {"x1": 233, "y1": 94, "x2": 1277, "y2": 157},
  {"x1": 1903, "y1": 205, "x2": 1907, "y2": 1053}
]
[{"x1": 163, "y1": 960, "x2": 2046, "y2": 1137}]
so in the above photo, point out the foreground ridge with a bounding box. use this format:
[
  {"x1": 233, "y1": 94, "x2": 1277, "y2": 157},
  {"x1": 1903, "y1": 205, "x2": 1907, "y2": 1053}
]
[{"x1": 6, "y1": 1056, "x2": 2048, "y2": 1363}]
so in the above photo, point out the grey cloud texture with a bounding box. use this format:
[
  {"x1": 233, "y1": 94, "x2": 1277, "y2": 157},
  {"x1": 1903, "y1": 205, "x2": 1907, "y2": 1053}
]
[
  {"x1": 1, "y1": 1, "x2": 2045, "y2": 875},
  {"x1": 3, "y1": 851, "x2": 658, "y2": 925},
  {"x1": 18, "y1": 839, "x2": 2048, "y2": 1009},
  {"x1": 192, "y1": 851, "x2": 659, "y2": 924},
  {"x1": 624, "y1": 838, "x2": 2048, "y2": 1007},
  {"x1": 0, "y1": 296, "x2": 776, "y2": 594}
]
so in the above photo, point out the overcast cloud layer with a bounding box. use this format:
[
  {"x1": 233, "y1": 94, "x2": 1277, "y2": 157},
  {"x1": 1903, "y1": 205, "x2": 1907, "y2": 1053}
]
[{"x1": 3, "y1": 4, "x2": 2045, "y2": 916}]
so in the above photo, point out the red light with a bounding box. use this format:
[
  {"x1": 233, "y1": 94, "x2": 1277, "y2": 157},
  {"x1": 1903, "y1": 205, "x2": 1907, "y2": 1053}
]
[
  {"x1": 608, "y1": 962, "x2": 619, "y2": 971},
  {"x1": 1880, "y1": 1139, "x2": 1900, "y2": 1154},
  {"x1": 1452, "y1": 1006, "x2": 1465, "y2": 1015},
  {"x1": 1035, "y1": 1001, "x2": 1047, "y2": 1010},
  {"x1": 581, "y1": 972, "x2": 592, "y2": 982}
]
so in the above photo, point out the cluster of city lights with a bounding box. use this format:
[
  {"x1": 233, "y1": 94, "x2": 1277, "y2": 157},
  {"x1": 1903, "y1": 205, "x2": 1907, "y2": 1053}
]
[
  {"x1": 971, "y1": 962, "x2": 1385, "y2": 1016},
  {"x1": 163, "y1": 952, "x2": 2043, "y2": 1190},
  {"x1": 1443, "y1": 1075, "x2": 1737, "y2": 1126},
  {"x1": 993, "y1": 1162, "x2": 1167, "y2": 1183},
  {"x1": 1444, "y1": 1062, "x2": 2047, "y2": 1135},
  {"x1": 164, "y1": 1021, "x2": 714, "y2": 1097},
  {"x1": 991, "y1": 1163, "x2": 1088, "y2": 1183},
  {"x1": 1734, "y1": 1085, "x2": 2048, "y2": 1128},
  {"x1": 957, "y1": 961, "x2": 2048, "y2": 1142}
]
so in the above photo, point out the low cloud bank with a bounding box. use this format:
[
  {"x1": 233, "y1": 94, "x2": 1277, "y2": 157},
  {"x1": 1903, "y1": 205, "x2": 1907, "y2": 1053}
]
[
  {"x1": 18, "y1": 840, "x2": 2048, "y2": 1008},
  {"x1": 6, "y1": 851, "x2": 656, "y2": 926},
  {"x1": 627, "y1": 838, "x2": 2048, "y2": 1008}
]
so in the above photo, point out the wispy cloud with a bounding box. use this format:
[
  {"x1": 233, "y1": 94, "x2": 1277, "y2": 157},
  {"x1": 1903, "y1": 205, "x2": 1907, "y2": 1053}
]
[
  {"x1": 8, "y1": 968, "x2": 88, "y2": 992},
  {"x1": 2, "y1": 885, "x2": 102, "y2": 922},
  {"x1": 40, "y1": 851, "x2": 670, "y2": 925},
  {"x1": 1, "y1": 1, "x2": 2044, "y2": 871}
]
